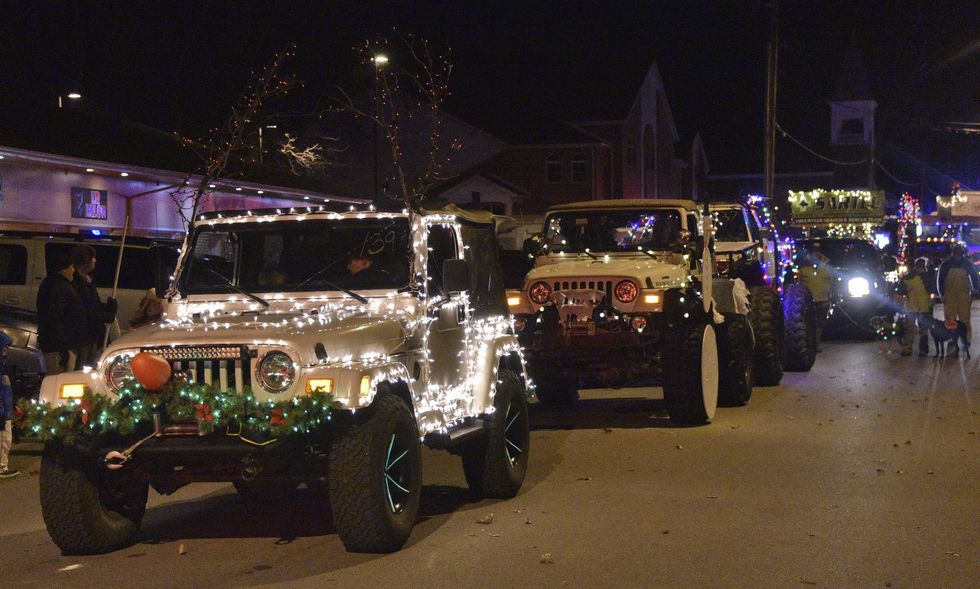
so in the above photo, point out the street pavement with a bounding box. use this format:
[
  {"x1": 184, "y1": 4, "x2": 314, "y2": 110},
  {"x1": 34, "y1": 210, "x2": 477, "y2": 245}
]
[{"x1": 1, "y1": 306, "x2": 977, "y2": 589}]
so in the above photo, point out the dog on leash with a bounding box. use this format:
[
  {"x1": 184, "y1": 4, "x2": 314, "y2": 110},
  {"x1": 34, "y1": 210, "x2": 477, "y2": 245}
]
[
  {"x1": 870, "y1": 315, "x2": 905, "y2": 354},
  {"x1": 928, "y1": 319, "x2": 970, "y2": 358}
]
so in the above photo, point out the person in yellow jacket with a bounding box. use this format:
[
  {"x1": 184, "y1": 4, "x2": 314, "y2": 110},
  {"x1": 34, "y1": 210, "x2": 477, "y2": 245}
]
[
  {"x1": 936, "y1": 244, "x2": 978, "y2": 356},
  {"x1": 898, "y1": 258, "x2": 934, "y2": 356},
  {"x1": 798, "y1": 243, "x2": 833, "y2": 348}
]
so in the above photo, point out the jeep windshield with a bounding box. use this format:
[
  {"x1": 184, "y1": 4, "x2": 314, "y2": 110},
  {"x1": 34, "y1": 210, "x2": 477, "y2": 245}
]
[
  {"x1": 180, "y1": 218, "x2": 411, "y2": 294},
  {"x1": 544, "y1": 209, "x2": 682, "y2": 253},
  {"x1": 798, "y1": 239, "x2": 879, "y2": 271},
  {"x1": 712, "y1": 208, "x2": 749, "y2": 242}
]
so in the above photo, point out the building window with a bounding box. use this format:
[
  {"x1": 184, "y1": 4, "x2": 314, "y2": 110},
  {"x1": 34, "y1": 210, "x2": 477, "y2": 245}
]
[
  {"x1": 571, "y1": 154, "x2": 589, "y2": 183},
  {"x1": 545, "y1": 155, "x2": 562, "y2": 183}
]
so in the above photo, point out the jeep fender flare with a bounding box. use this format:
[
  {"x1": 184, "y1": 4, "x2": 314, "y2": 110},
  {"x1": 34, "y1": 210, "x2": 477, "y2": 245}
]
[{"x1": 469, "y1": 334, "x2": 524, "y2": 415}]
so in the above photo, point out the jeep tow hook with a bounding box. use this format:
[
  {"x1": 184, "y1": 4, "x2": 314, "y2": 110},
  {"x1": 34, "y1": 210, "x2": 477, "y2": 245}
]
[{"x1": 102, "y1": 431, "x2": 159, "y2": 470}]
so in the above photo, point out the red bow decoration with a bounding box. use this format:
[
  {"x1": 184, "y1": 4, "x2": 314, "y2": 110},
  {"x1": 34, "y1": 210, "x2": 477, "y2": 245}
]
[
  {"x1": 79, "y1": 399, "x2": 92, "y2": 426},
  {"x1": 195, "y1": 403, "x2": 214, "y2": 423},
  {"x1": 269, "y1": 408, "x2": 286, "y2": 426}
]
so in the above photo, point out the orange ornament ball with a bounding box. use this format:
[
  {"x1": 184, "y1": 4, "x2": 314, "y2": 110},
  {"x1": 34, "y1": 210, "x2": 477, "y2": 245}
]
[{"x1": 130, "y1": 352, "x2": 172, "y2": 390}]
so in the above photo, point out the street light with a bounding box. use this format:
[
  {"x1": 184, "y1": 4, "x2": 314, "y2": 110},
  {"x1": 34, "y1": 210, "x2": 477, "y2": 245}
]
[
  {"x1": 373, "y1": 54, "x2": 388, "y2": 207},
  {"x1": 58, "y1": 92, "x2": 82, "y2": 109}
]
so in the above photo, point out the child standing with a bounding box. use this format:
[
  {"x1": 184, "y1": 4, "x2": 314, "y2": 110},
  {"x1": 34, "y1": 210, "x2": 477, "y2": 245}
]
[
  {"x1": 898, "y1": 259, "x2": 933, "y2": 357},
  {"x1": 0, "y1": 331, "x2": 17, "y2": 478}
]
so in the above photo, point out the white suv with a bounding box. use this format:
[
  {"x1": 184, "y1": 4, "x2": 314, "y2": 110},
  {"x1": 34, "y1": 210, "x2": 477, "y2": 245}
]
[{"x1": 36, "y1": 205, "x2": 529, "y2": 554}]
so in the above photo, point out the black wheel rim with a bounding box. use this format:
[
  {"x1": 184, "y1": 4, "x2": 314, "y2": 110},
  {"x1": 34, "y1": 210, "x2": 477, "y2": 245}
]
[
  {"x1": 383, "y1": 432, "x2": 412, "y2": 514},
  {"x1": 503, "y1": 400, "x2": 526, "y2": 468}
]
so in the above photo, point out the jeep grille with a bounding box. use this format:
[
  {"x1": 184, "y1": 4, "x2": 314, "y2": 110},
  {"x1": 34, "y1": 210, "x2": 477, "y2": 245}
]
[
  {"x1": 141, "y1": 345, "x2": 253, "y2": 393},
  {"x1": 553, "y1": 280, "x2": 614, "y2": 302}
]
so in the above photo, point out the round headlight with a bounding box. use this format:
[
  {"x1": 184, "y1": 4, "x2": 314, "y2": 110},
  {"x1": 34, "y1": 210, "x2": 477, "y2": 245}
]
[
  {"x1": 105, "y1": 355, "x2": 133, "y2": 393},
  {"x1": 614, "y1": 280, "x2": 639, "y2": 303},
  {"x1": 528, "y1": 281, "x2": 552, "y2": 305},
  {"x1": 256, "y1": 351, "x2": 295, "y2": 393}
]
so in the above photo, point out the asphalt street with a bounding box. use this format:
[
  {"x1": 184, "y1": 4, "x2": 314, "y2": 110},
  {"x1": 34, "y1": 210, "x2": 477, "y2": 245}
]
[{"x1": 1, "y1": 306, "x2": 977, "y2": 589}]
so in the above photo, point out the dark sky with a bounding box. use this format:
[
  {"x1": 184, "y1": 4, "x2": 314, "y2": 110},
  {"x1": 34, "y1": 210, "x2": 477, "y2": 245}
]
[{"x1": 2, "y1": 0, "x2": 978, "y2": 175}]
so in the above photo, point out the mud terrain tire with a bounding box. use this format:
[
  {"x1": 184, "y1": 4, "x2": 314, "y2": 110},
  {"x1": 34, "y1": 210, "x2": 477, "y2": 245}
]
[
  {"x1": 40, "y1": 444, "x2": 149, "y2": 555},
  {"x1": 783, "y1": 283, "x2": 817, "y2": 371},
  {"x1": 749, "y1": 286, "x2": 784, "y2": 385},
  {"x1": 462, "y1": 370, "x2": 529, "y2": 498},
  {"x1": 717, "y1": 313, "x2": 754, "y2": 407},
  {"x1": 328, "y1": 395, "x2": 421, "y2": 553}
]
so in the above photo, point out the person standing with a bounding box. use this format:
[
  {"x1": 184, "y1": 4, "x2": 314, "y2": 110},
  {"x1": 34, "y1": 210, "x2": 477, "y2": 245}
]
[
  {"x1": 798, "y1": 243, "x2": 833, "y2": 349},
  {"x1": 898, "y1": 258, "x2": 933, "y2": 357},
  {"x1": 70, "y1": 245, "x2": 118, "y2": 367},
  {"x1": 36, "y1": 254, "x2": 86, "y2": 374},
  {"x1": 936, "y1": 244, "x2": 978, "y2": 355},
  {"x1": 0, "y1": 332, "x2": 17, "y2": 478}
]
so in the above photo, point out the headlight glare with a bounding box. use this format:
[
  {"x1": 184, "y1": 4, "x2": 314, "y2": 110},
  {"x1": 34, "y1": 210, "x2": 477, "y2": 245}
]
[
  {"x1": 847, "y1": 277, "x2": 870, "y2": 297},
  {"x1": 256, "y1": 351, "x2": 296, "y2": 393}
]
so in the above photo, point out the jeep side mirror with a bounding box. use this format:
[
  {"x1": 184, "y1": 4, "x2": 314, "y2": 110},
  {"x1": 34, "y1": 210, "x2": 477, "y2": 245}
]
[
  {"x1": 443, "y1": 259, "x2": 470, "y2": 293},
  {"x1": 151, "y1": 245, "x2": 180, "y2": 298}
]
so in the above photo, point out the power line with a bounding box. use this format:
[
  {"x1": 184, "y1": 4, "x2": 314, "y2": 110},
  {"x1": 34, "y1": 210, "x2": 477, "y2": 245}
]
[{"x1": 775, "y1": 122, "x2": 868, "y2": 166}]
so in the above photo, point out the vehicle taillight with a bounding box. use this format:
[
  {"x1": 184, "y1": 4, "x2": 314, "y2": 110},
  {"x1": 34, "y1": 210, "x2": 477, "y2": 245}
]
[
  {"x1": 528, "y1": 281, "x2": 552, "y2": 305},
  {"x1": 614, "y1": 280, "x2": 638, "y2": 303}
]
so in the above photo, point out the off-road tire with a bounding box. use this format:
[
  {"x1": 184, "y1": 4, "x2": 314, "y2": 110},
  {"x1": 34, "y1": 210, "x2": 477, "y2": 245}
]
[
  {"x1": 328, "y1": 394, "x2": 421, "y2": 553},
  {"x1": 749, "y1": 286, "x2": 784, "y2": 385},
  {"x1": 39, "y1": 444, "x2": 149, "y2": 555},
  {"x1": 534, "y1": 377, "x2": 578, "y2": 407},
  {"x1": 663, "y1": 320, "x2": 719, "y2": 424},
  {"x1": 717, "y1": 313, "x2": 754, "y2": 407},
  {"x1": 783, "y1": 283, "x2": 817, "y2": 371},
  {"x1": 233, "y1": 480, "x2": 299, "y2": 502},
  {"x1": 462, "y1": 370, "x2": 529, "y2": 498}
]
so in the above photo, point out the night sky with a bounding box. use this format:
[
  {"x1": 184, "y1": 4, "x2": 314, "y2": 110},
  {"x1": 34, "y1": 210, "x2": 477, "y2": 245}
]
[{"x1": 2, "y1": 0, "x2": 978, "y2": 176}]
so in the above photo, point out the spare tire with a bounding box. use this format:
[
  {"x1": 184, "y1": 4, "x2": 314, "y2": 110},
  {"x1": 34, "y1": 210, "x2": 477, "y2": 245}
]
[
  {"x1": 783, "y1": 283, "x2": 817, "y2": 371},
  {"x1": 749, "y1": 287, "x2": 784, "y2": 385}
]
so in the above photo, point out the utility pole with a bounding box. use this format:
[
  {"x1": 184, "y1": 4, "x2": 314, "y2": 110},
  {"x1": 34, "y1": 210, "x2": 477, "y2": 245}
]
[{"x1": 763, "y1": 0, "x2": 779, "y2": 206}]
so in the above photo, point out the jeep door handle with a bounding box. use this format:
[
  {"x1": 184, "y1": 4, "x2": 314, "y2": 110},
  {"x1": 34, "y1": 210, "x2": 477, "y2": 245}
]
[{"x1": 2, "y1": 296, "x2": 20, "y2": 305}]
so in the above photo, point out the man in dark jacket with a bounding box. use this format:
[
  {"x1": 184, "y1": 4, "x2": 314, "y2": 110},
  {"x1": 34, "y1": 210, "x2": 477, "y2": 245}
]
[
  {"x1": 36, "y1": 253, "x2": 87, "y2": 374},
  {"x1": 0, "y1": 332, "x2": 18, "y2": 478},
  {"x1": 70, "y1": 245, "x2": 118, "y2": 367}
]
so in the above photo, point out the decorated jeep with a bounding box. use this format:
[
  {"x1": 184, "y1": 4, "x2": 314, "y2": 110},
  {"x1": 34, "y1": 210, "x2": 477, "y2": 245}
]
[
  {"x1": 710, "y1": 201, "x2": 817, "y2": 378},
  {"x1": 507, "y1": 199, "x2": 755, "y2": 424},
  {"x1": 31, "y1": 204, "x2": 529, "y2": 555}
]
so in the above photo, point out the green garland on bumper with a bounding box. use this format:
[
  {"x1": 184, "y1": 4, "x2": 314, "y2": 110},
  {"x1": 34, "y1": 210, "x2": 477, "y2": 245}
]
[{"x1": 16, "y1": 381, "x2": 341, "y2": 444}]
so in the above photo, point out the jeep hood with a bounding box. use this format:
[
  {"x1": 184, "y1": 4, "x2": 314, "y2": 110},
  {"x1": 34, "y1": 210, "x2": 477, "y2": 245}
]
[
  {"x1": 528, "y1": 255, "x2": 690, "y2": 289},
  {"x1": 104, "y1": 309, "x2": 409, "y2": 365}
]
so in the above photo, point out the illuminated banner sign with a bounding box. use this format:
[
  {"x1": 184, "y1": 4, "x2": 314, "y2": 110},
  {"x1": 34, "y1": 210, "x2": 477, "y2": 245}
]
[
  {"x1": 938, "y1": 190, "x2": 980, "y2": 217},
  {"x1": 71, "y1": 187, "x2": 108, "y2": 220},
  {"x1": 788, "y1": 189, "x2": 885, "y2": 225}
]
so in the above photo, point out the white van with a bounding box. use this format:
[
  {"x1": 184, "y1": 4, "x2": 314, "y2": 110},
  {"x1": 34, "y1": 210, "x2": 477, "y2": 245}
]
[{"x1": 0, "y1": 233, "x2": 177, "y2": 340}]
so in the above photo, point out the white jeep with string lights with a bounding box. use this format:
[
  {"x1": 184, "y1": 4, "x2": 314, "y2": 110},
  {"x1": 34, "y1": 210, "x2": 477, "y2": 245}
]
[
  {"x1": 508, "y1": 199, "x2": 755, "y2": 423},
  {"x1": 36, "y1": 204, "x2": 529, "y2": 555}
]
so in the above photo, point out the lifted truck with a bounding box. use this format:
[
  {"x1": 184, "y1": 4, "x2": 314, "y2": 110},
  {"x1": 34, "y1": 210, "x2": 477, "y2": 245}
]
[
  {"x1": 711, "y1": 201, "x2": 817, "y2": 379},
  {"x1": 507, "y1": 199, "x2": 756, "y2": 423},
  {"x1": 36, "y1": 205, "x2": 529, "y2": 554}
]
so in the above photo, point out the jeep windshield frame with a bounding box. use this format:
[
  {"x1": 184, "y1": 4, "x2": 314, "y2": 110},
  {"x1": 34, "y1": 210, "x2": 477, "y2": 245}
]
[
  {"x1": 543, "y1": 208, "x2": 683, "y2": 254},
  {"x1": 179, "y1": 218, "x2": 412, "y2": 295}
]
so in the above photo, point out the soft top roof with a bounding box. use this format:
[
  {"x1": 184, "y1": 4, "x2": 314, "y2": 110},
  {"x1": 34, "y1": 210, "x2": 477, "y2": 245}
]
[
  {"x1": 548, "y1": 198, "x2": 700, "y2": 213},
  {"x1": 422, "y1": 203, "x2": 496, "y2": 225}
]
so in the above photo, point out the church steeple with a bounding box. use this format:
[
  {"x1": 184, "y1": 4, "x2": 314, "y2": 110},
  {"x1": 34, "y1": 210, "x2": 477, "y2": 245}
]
[{"x1": 829, "y1": 35, "x2": 877, "y2": 187}]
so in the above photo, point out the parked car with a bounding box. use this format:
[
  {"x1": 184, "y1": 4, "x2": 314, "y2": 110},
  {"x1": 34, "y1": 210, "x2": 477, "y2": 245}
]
[
  {"x1": 0, "y1": 304, "x2": 45, "y2": 403},
  {"x1": 0, "y1": 232, "x2": 178, "y2": 340}
]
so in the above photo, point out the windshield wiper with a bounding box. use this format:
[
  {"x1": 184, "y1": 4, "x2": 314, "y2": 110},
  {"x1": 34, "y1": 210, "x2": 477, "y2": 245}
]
[
  {"x1": 581, "y1": 249, "x2": 598, "y2": 260},
  {"x1": 287, "y1": 261, "x2": 368, "y2": 304},
  {"x1": 198, "y1": 264, "x2": 270, "y2": 308}
]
